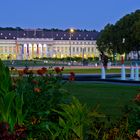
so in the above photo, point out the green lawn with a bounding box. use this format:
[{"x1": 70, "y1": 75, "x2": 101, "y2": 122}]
[
  {"x1": 64, "y1": 82, "x2": 139, "y2": 120},
  {"x1": 63, "y1": 68, "x2": 130, "y2": 74}
]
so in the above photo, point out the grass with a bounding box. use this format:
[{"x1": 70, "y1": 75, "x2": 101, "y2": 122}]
[
  {"x1": 62, "y1": 68, "x2": 130, "y2": 74},
  {"x1": 64, "y1": 82, "x2": 139, "y2": 120},
  {"x1": 13, "y1": 68, "x2": 131, "y2": 75}
]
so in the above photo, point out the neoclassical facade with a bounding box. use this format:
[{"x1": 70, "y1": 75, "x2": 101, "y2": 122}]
[{"x1": 0, "y1": 29, "x2": 100, "y2": 60}]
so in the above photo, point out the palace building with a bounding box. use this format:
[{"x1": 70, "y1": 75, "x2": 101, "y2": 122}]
[{"x1": 0, "y1": 28, "x2": 100, "y2": 60}]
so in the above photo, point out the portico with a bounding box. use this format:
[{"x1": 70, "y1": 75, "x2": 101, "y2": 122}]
[{"x1": 16, "y1": 38, "x2": 54, "y2": 59}]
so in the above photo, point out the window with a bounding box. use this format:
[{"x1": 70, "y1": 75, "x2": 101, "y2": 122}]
[
  {"x1": 9, "y1": 33, "x2": 11, "y2": 36},
  {"x1": 73, "y1": 47, "x2": 75, "y2": 52},
  {"x1": 9, "y1": 47, "x2": 12, "y2": 53},
  {"x1": 0, "y1": 33, "x2": 3, "y2": 35},
  {"x1": 80, "y1": 47, "x2": 82, "y2": 52},
  {"x1": 76, "y1": 47, "x2": 79, "y2": 52}
]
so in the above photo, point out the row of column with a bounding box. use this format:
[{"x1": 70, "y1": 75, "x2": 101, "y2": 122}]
[{"x1": 20, "y1": 43, "x2": 48, "y2": 59}]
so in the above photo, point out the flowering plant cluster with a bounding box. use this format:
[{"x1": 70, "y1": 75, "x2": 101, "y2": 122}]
[
  {"x1": 2, "y1": 59, "x2": 140, "y2": 139},
  {"x1": 0, "y1": 58, "x2": 76, "y2": 139}
]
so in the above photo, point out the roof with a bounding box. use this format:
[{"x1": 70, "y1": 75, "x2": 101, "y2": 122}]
[{"x1": 0, "y1": 29, "x2": 100, "y2": 40}]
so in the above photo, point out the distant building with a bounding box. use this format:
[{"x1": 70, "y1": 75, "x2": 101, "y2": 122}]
[{"x1": 0, "y1": 28, "x2": 100, "y2": 60}]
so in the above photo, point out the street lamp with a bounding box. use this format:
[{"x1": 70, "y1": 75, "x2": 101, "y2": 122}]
[{"x1": 69, "y1": 28, "x2": 74, "y2": 64}]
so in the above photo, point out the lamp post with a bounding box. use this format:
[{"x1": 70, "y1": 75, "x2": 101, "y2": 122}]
[{"x1": 69, "y1": 28, "x2": 74, "y2": 65}]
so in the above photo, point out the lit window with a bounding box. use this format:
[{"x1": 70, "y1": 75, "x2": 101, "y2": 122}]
[
  {"x1": 0, "y1": 33, "x2": 3, "y2": 35},
  {"x1": 79, "y1": 34, "x2": 81, "y2": 37},
  {"x1": 5, "y1": 37, "x2": 7, "y2": 39},
  {"x1": 23, "y1": 33, "x2": 26, "y2": 36},
  {"x1": 13, "y1": 37, "x2": 16, "y2": 39},
  {"x1": 61, "y1": 37, "x2": 63, "y2": 40},
  {"x1": 64, "y1": 34, "x2": 66, "y2": 36},
  {"x1": 56, "y1": 34, "x2": 58, "y2": 36},
  {"x1": 86, "y1": 34, "x2": 88, "y2": 37},
  {"x1": 9, "y1": 33, "x2": 11, "y2": 36},
  {"x1": 76, "y1": 37, "x2": 78, "y2": 40}
]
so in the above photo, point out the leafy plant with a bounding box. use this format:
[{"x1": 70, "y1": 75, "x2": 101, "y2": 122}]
[
  {"x1": 0, "y1": 60, "x2": 24, "y2": 136},
  {"x1": 47, "y1": 96, "x2": 102, "y2": 140}
]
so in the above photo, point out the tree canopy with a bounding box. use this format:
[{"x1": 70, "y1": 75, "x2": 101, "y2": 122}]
[{"x1": 97, "y1": 10, "x2": 140, "y2": 57}]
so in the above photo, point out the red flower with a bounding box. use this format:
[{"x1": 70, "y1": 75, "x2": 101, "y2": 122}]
[
  {"x1": 54, "y1": 67, "x2": 61, "y2": 73},
  {"x1": 135, "y1": 94, "x2": 140, "y2": 101},
  {"x1": 69, "y1": 76, "x2": 75, "y2": 81},
  {"x1": 37, "y1": 69, "x2": 45, "y2": 75},
  {"x1": 23, "y1": 67, "x2": 29, "y2": 74},
  {"x1": 41, "y1": 67, "x2": 47, "y2": 73},
  {"x1": 32, "y1": 80, "x2": 39, "y2": 85},
  {"x1": 14, "y1": 124, "x2": 27, "y2": 139},
  {"x1": 70, "y1": 71, "x2": 75, "y2": 76},
  {"x1": 34, "y1": 87, "x2": 41, "y2": 93},
  {"x1": 69, "y1": 71, "x2": 75, "y2": 81},
  {"x1": 18, "y1": 71, "x2": 24, "y2": 76}
]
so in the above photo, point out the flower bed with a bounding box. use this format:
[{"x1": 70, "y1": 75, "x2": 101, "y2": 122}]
[{"x1": 0, "y1": 60, "x2": 140, "y2": 139}]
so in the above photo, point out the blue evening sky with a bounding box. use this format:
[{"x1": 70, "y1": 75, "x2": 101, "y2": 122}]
[{"x1": 0, "y1": 0, "x2": 139, "y2": 31}]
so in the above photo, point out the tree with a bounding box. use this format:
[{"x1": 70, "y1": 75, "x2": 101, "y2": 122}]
[
  {"x1": 97, "y1": 24, "x2": 115, "y2": 55},
  {"x1": 131, "y1": 20, "x2": 140, "y2": 59},
  {"x1": 97, "y1": 9, "x2": 140, "y2": 59}
]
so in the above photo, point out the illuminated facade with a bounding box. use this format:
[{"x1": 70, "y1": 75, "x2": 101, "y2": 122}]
[{"x1": 0, "y1": 29, "x2": 100, "y2": 60}]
